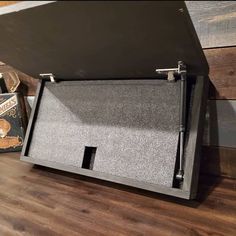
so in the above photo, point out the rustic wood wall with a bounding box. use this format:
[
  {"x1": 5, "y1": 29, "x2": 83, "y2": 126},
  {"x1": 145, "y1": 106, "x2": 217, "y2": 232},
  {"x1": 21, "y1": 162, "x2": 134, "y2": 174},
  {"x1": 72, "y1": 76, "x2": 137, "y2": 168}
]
[
  {"x1": 202, "y1": 48, "x2": 236, "y2": 178},
  {"x1": 186, "y1": 1, "x2": 236, "y2": 48},
  {"x1": 0, "y1": 1, "x2": 235, "y2": 178},
  {"x1": 186, "y1": 1, "x2": 236, "y2": 178},
  {"x1": 0, "y1": 1, "x2": 18, "y2": 7}
]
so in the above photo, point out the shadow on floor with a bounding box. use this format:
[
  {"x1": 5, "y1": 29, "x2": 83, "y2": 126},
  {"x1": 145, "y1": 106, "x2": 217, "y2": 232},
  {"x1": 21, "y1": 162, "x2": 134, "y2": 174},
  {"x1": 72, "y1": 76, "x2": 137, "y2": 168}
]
[{"x1": 32, "y1": 164, "x2": 223, "y2": 209}]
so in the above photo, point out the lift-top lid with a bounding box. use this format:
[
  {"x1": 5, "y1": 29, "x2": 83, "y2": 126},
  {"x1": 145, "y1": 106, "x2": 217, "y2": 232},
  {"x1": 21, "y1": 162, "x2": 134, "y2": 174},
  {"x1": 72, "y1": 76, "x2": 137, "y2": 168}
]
[{"x1": 0, "y1": 1, "x2": 208, "y2": 79}]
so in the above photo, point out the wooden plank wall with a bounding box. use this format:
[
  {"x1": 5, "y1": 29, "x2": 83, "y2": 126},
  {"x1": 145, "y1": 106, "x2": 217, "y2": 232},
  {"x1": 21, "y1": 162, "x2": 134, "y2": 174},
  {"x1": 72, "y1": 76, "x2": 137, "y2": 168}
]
[
  {"x1": 186, "y1": 1, "x2": 236, "y2": 48},
  {"x1": 0, "y1": 1, "x2": 235, "y2": 178},
  {"x1": 201, "y1": 48, "x2": 236, "y2": 178},
  {"x1": 202, "y1": 48, "x2": 236, "y2": 177},
  {"x1": 187, "y1": 1, "x2": 236, "y2": 178},
  {"x1": 0, "y1": 1, "x2": 19, "y2": 7}
]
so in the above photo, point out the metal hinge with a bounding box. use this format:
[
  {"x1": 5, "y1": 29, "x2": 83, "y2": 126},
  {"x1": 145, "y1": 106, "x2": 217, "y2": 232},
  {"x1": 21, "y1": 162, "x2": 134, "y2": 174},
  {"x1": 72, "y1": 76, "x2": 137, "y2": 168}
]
[
  {"x1": 156, "y1": 61, "x2": 187, "y2": 182},
  {"x1": 155, "y1": 61, "x2": 186, "y2": 82},
  {"x1": 39, "y1": 73, "x2": 56, "y2": 83}
]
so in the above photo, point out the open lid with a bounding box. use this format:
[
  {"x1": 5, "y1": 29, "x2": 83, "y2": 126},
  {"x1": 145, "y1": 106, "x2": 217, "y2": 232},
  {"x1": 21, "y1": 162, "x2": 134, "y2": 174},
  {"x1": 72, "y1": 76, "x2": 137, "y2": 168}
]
[{"x1": 0, "y1": 1, "x2": 208, "y2": 79}]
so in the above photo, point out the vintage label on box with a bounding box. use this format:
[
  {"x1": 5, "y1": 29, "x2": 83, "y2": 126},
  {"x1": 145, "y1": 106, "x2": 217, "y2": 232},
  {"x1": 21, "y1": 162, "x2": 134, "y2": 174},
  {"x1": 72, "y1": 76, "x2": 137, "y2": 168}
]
[{"x1": 0, "y1": 93, "x2": 25, "y2": 152}]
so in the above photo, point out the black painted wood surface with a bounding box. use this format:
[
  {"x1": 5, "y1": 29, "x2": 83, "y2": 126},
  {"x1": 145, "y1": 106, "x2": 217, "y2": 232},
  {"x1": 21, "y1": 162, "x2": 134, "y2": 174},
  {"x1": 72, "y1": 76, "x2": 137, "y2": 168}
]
[{"x1": 0, "y1": 1, "x2": 208, "y2": 79}]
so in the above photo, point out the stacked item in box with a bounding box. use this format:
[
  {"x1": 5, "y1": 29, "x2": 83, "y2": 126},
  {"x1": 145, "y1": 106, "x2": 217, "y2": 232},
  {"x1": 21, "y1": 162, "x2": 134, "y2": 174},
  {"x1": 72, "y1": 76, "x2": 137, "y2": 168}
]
[{"x1": 0, "y1": 72, "x2": 27, "y2": 152}]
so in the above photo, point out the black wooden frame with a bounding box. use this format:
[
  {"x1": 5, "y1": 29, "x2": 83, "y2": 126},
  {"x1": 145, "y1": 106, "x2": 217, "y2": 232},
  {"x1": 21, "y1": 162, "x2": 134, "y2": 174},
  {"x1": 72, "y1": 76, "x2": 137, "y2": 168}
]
[{"x1": 21, "y1": 76, "x2": 208, "y2": 199}]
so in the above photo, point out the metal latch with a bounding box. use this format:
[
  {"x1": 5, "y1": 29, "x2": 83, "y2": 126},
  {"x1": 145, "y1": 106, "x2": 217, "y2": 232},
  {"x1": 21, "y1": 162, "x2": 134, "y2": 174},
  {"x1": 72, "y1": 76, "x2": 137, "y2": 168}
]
[
  {"x1": 155, "y1": 61, "x2": 186, "y2": 82},
  {"x1": 156, "y1": 61, "x2": 187, "y2": 182},
  {"x1": 39, "y1": 73, "x2": 56, "y2": 83}
]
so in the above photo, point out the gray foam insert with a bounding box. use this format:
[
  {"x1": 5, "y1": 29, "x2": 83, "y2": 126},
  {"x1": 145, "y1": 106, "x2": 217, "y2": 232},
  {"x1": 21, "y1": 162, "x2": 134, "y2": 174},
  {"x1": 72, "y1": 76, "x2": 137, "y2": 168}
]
[{"x1": 28, "y1": 80, "x2": 180, "y2": 187}]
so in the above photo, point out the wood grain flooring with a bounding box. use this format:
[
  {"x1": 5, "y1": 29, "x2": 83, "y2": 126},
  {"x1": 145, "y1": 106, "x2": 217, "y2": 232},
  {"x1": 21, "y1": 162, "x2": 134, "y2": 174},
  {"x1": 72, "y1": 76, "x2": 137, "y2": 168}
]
[{"x1": 0, "y1": 152, "x2": 235, "y2": 236}]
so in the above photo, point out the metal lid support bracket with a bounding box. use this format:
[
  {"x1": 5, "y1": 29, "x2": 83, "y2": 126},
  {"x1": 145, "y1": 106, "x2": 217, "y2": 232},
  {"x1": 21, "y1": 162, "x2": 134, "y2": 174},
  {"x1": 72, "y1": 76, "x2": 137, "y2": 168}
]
[
  {"x1": 39, "y1": 73, "x2": 56, "y2": 83},
  {"x1": 156, "y1": 61, "x2": 187, "y2": 182}
]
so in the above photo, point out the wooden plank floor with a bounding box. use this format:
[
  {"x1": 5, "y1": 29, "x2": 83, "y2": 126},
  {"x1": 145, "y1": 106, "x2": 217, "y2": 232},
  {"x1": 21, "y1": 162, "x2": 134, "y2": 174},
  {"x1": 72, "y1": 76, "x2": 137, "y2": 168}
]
[{"x1": 0, "y1": 153, "x2": 235, "y2": 236}]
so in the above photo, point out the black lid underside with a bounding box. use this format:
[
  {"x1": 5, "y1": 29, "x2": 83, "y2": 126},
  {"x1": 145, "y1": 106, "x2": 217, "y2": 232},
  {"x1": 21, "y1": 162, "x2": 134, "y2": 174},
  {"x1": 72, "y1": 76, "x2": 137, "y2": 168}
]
[{"x1": 0, "y1": 1, "x2": 209, "y2": 79}]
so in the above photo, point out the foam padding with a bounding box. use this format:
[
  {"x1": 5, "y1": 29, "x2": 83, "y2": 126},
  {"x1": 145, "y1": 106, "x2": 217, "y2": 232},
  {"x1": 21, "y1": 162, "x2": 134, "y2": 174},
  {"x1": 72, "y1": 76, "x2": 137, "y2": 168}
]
[{"x1": 28, "y1": 80, "x2": 180, "y2": 187}]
